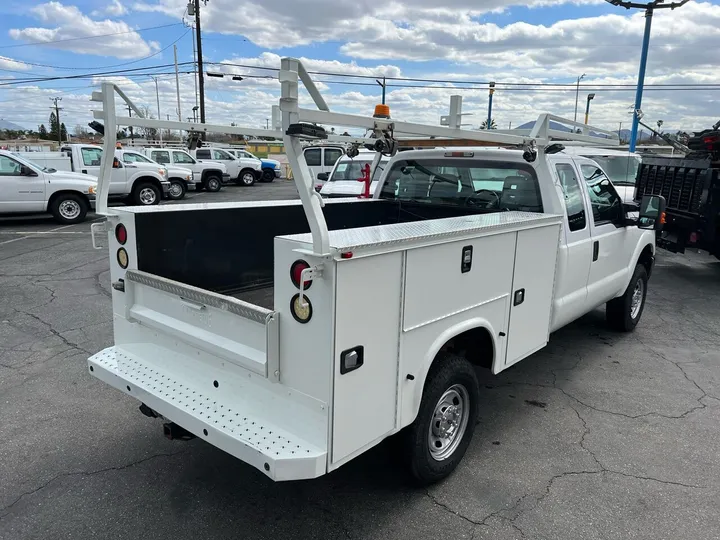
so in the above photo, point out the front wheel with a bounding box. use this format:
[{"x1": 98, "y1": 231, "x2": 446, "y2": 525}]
[
  {"x1": 237, "y1": 169, "x2": 257, "y2": 186},
  {"x1": 261, "y1": 169, "x2": 275, "y2": 182},
  {"x1": 167, "y1": 180, "x2": 187, "y2": 200},
  {"x1": 401, "y1": 353, "x2": 479, "y2": 485},
  {"x1": 133, "y1": 182, "x2": 161, "y2": 206},
  {"x1": 50, "y1": 194, "x2": 88, "y2": 224},
  {"x1": 606, "y1": 264, "x2": 648, "y2": 332},
  {"x1": 204, "y1": 175, "x2": 222, "y2": 192}
]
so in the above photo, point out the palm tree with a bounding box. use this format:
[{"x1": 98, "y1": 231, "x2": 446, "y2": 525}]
[{"x1": 480, "y1": 118, "x2": 497, "y2": 130}]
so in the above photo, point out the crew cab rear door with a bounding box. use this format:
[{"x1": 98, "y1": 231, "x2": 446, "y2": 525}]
[{"x1": 78, "y1": 146, "x2": 126, "y2": 194}]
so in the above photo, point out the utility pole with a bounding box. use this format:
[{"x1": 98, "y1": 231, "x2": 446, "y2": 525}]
[
  {"x1": 126, "y1": 105, "x2": 134, "y2": 145},
  {"x1": 487, "y1": 82, "x2": 495, "y2": 130},
  {"x1": 50, "y1": 97, "x2": 63, "y2": 146},
  {"x1": 173, "y1": 44, "x2": 182, "y2": 122},
  {"x1": 151, "y1": 76, "x2": 162, "y2": 144},
  {"x1": 375, "y1": 77, "x2": 386, "y2": 105},
  {"x1": 266, "y1": 118, "x2": 269, "y2": 130},
  {"x1": 604, "y1": 0, "x2": 689, "y2": 152},
  {"x1": 190, "y1": 0, "x2": 208, "y2": 125},
  {"x1": 573, "y1": 73, "x2": 585, "y2": 122}
]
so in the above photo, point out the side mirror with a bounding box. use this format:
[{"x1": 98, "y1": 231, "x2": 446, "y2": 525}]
[
  {"x1": 637, "y1": 195, "x2": 666, "y2": 231},
  {"x1": 112, "y1": 158, "x2": 121, "y2": 169},
  {"x1": 317, "y1": 172, "x2": 329, "y2": 181}
]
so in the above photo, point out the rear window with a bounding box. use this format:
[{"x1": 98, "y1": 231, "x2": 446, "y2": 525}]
[
  {"x1": 329, "y1": 159, "x2": 386, "y2": 182},
  {"x1": 379, "y1": 158, "x2": 542, "y2": 212}
]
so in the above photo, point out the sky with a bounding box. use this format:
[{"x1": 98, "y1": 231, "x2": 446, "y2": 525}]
[{"x1": 0, "y1": 0, "x2": 718, "y2": 136}]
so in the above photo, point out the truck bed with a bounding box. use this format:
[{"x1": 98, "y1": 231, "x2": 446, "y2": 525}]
[{"x1": 229, "y1": 286, "x2": 274, "y2": 310}]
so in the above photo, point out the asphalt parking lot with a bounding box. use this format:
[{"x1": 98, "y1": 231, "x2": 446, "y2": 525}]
[{"x1": 2, "y1": 181, "x2": 720, "y2": 540}]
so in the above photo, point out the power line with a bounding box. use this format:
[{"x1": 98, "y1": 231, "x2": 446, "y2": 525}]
[{"x1": 0, "y1": 23, "x2": 184, "y2": 50}]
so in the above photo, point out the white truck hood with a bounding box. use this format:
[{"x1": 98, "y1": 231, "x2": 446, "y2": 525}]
[
  {"x1": 166, "y1": 165, "x2": 193, "y2": 177},
  {"x1": 197, "y1": 160, "x2": 228, "y2": 173},
  {"x1": 47, "y1": 170, "x2": 98, "y2": 187}
]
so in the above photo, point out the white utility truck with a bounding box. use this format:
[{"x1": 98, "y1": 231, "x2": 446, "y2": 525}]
[
  {"x1": 193, "y1": 147, "x2": 262, "y2": 186},
  {"x1": 61, "y1": 144, "x2": 170, "y2": 206},
  {"x1": 0, "y1": 150, "x2": 97, "y2": 224},
  {"x1": 117, "y1": 149, "x2": 193, "y2": 201},
  {"x1": 144, "y1": 148, "x2": 227, "y2": 192},
  {"x1": 87, "y1": 59, "x2": 666, "y2": 485}
]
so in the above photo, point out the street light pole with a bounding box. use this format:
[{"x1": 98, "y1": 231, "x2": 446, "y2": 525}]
[
  {"x1": 487, "y1": 82, "x2": 495, "y2": 130},
  {"x1": 584, "y1": 93, "x2": 595, "y2": 125},
  {"x1": 573, "y1": 73, "x2": 585, "y2": 122},
  {"x1": 193, "y1": 0, "x2": 207, "y2": 126},
  {"x1": 151, "y1": 76, "x2": 162, "y2": 144},
  {"x1": 604, "y1": 0, "x2": 689, "y2": 152}
]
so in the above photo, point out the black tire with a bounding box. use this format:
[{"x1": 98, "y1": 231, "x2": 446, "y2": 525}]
[
  {"x1": 204, "y1": 175, "x2": 222, "y2": 192},
  {"x1": 237, "y1": 169, "x2": 257, "y2": 186},
  {"x1": 167, "y1": 179, "x2": 187, "y2": 200},
  {"x1": 261, "y1": 169, "x2": 275, "y2": 182},
  {"x1": 49, "y1": 193, "x2": 88, "y2": 224},
  {"x1": 133, "y1": 182, "x2": 161, "y2": 206},
  {"x1": 606, "y1": 265, "x2": 648, "y2": 332},
  {"x1": 401, "y1": 353, "x2": 479, "y2": 485}
]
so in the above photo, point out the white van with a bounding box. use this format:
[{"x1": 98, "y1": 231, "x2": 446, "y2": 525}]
[{"x1": 319, "y1": 151, "x2": 390, "y2": 197}]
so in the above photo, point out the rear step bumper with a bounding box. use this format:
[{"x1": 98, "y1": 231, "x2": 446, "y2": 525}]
[{"x1": 88, "y1": 346, "x2": 326, "y2": 481}]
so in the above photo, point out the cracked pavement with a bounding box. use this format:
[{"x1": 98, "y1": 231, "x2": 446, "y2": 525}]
[{"x1": 2, "y1": 183, "x2": 720, "y2": 540}]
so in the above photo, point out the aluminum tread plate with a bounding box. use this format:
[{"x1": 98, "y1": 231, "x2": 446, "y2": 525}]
[
  {"x1": 89, "y1": 347, "x2": 325, "y2": 480},
  {"x1": 280, "y1": 211, "x2": 562, "y2": 252},
  {"x1": 113, "y1": 197, "x2": 374, "y2": 214}
]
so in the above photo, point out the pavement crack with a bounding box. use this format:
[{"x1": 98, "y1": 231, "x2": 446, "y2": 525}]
[
  {"x1": 0, "y1": 451, "x2": 185, "y2": 518},
  {"x1": 425, "y1": 489, "x2": 483, "y2": 526},
  {"x1": 21, "y1": 311, "x2": 92, "y2": 355}
]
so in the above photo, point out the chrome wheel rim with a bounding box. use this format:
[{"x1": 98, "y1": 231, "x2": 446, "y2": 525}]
[
  {"x1": 139, "y1": 187, "x2": 156, "y2": 205},
  {"x1": 428, "y1": 384, "x2": 470, "y2": 461},
  {"x1": 630, "y1": 278, "x2": 645, "y2": 319},
  {"x1": 169, "y1": 182, "x2": 183, "y2": 197},
  {"x1": 58, "y1": 200, "x2": 81, "y2": 220},
  {"x1": 243, "y1": 173, "x2": 255, "y2": 185}
]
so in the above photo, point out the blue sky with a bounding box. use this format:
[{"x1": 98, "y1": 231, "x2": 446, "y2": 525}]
[{"x1": 0, "y1": 0, "x2": 718, "y2": 132}]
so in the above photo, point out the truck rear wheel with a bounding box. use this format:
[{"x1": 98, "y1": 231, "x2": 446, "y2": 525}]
[
  {"x1": 401, "y1": 353, "x2": 479, "y2": 485},
  {"x1": 606, "y1": 264, "x2": 648, "y2": 332},
  {"x1": 204, "y1": 175, "x2": 222, "y2": 192},
  {"x1": 133, "y1": 182, "x2": 161, "y2": 206},
  {"x1": 50, "y1": 193, "x2": 88, "y2": 224}
]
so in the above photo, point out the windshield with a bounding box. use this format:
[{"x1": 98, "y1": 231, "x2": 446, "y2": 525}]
[
  {"x1": 379, "y1": 158, "x2": 542, "y2": 212},
  {"x1": 585, "y1": 155, "x2": 640, "y2": 186},
  {"x1": 10, "y1": 154, "x2": 54, "y2": 173},
  {"x1": 330, "y1": 159, "x2": 386, "y2": 182}
]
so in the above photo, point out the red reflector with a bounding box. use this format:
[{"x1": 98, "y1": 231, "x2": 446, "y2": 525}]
[
  {"x1": 690, "y1": 232, "x2": 698, "y2": 243},
  {"x1": 444, "y1": 151, "x2": 474, "y2": 158},
  {"x1": 290, "y1": 260, "x2": 312, "y2": 289},
  {"x1": 115, "y1": 223, "x2": 127, "y2": 245},
  {"x1": 703, "y1": 136, "x2": 719, "y2": 144},
  {"x1": 340, "y1": 252, "x2": 353, "y2": 259}
]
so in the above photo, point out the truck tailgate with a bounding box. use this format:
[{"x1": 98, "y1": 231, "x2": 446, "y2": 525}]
[{"x1": 121, "y1": 270, "x2": 278, "y2": 380}]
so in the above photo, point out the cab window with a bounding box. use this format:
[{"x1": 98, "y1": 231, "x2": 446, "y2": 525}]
[
  {"x1": 555, "y1": 163, "x2": 586, "y2": 232},
  {"x1": 0, "y1": 155, "x2": 22, "y2": 175},
  {"x1": 212, "y1": 149, "x2": 233, "y2": 160},
  {"x1": 581, "y1": 165, "x2": 623, "y2": 225},
  {"x1": 151, "y1": 151, "x2": 170, "y2": 164},
  {"x1": 173, "y1": 151, "x2": 196, "y2": 165},
  {"x1": 123, "y1": 152, "x2": 153, "y2": 164},
  {"x1": 304, "y1": 148, "x2": 321, "y2": 167},
  {"x1": 81, "y1": 147, "x2": 103, "y2": 167},
  {"x1": 195, "y1": 149, "x2": 212, "y2": 159},
  {"x1": 324, "y1": 148, "x2": 343, "y2": 166}
]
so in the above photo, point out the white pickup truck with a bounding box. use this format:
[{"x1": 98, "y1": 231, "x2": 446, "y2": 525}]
[
  {"x1": 116, "y1": 149, "x2": 193, "y2": 201},
  {"x1": 0, "y1": 150, "x2": 97, "y2": 224},
  {"x1": 61, "y1": 144, "x2": 170, "y2": 206},
  {"x1": 86, "y1": 60, "x2": 666, "y2": 485},
  {"x1": 193, "y1": 147, "x2": 262, "y2": 186},
  {"x1": 144, "y1": 148, "x2": 226, "y2": 192}
]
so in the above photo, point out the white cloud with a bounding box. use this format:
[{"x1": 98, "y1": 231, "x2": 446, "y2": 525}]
[
  {"x1": 9, "y1": 1, "x2": 158, "y2": 59},
  {"x1": 92, "y1": 0, "x2": 128, "y2": 16},
  {"x1": 0, "y1": 56, "x2": 33, "y2": 71}
]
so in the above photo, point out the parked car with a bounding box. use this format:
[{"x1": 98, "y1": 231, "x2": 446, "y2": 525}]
[
  {"x1": 0, "y1": 150, "x2": 96, "y2": 224},
  {"x1": 225, "y1": 148, "x2": 283, "y2": 182},
  {"x1": 193, "y1": 147, "x2": 261, "y2": 186},
  {"x1": 118, "y1": 150, "x2": 192, "y2": 201},
  {"x1": 319, "y1": 151, "x2": 390, "y2": 197},
  {"x1": 61, "y1": 144, "x2": 170, "y2": 206},
  {"x1": 144, "y1": 148, "x2": 226, "y2": 192}
]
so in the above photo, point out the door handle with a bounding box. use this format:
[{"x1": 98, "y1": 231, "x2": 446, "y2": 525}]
[
  {"x1": 593, "y1": 241, "x2": 599, "y2": 262},
  {"x1": 81, "y1": 169, "x2": 87, "y2": 174}
]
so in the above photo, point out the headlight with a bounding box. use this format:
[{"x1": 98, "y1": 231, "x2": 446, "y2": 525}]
[
  {"x1": 185, "y1": 174, "x2": 192, "y2": 181},
  {"x1": 274, "y1": 164, "x2": 281, "y2": 170},
  {"x1": 158, "y1": 169, "x2": 166, "y2": 176},
  {"x1": 88, "y1": 185, "x2": 96, "y2": 194}
]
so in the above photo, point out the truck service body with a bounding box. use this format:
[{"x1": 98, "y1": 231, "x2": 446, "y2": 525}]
[{"x1": 87, "y1": 58, "x2": 664, "y2": 484}]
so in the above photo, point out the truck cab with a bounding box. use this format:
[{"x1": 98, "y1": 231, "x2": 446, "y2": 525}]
[
  {"x1": 560, "y1": 146, "x2": 641, "y2": 203},
  {"x1": 145, "y1": 148, "x2": 226, "y2": 192},
  {"x1": 194, "y1": 147, "x2": 261, "y2": 186},
  {"x1": 62, "y1": 144, "x2": 170, "y2": 206},
  {"x1": 118, "y1": 150, "x2": 192, "y2": 201},
  {"x1": 0, "y1": 150, "x2": 97, "y2": 224}
]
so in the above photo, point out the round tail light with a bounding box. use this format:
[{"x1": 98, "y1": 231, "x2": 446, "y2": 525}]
[
  {"x1": 117, "y1": 248, "x2": 129, "y2": 269},
  {"x1": 290, "y1": 260, "x2": 312, "y2": 290},
  {"x1": 290, "y1": 294, "x2": 312, "y2": 323},
  {"x1": 115, "y1": 223, "x2": 127, "y2": 245}
]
